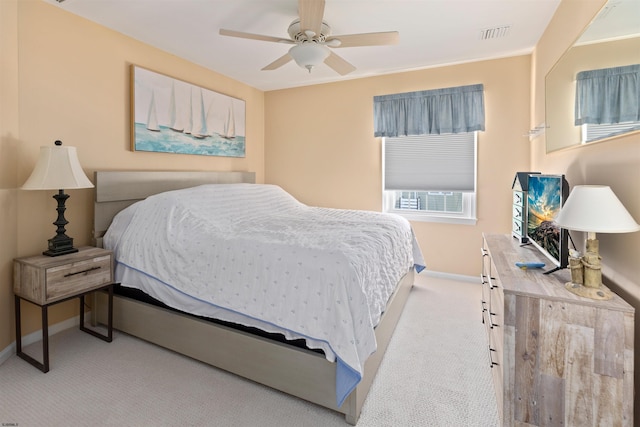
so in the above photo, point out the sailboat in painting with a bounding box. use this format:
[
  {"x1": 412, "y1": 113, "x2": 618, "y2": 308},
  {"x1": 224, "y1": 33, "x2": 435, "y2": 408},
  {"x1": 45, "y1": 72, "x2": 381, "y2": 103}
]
[
  {"x1": 146, "y1": 90, "x2": 160, "y2": 132},
  {"x1": 134, "y1": 65, "x2": 245, "y2": 158},
  {"x1": 222, "y1": 105, "x2": 236, "y2": 139},
  {"x1": 168, "y1": 81, "x2": 183, "y2": 132},
  {"x1": 191, "y1": 89, "x2": 208, "y2": 139}
]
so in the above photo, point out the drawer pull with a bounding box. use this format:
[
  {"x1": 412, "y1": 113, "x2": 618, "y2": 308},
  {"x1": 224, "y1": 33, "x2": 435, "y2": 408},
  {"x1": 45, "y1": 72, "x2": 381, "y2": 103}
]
[
  {"x1": 489, "y1": 347, "x2": 499, "y2": 368},
  {"x1": 489, "y1": 315, "x2": 500, "y2": 329},
  {"x1": 64, "y1": 266, "x2": 101, "y2": 277}
]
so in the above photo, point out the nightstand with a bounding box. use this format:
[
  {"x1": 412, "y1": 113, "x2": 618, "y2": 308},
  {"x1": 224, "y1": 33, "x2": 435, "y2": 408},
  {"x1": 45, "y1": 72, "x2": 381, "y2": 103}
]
[{"x1": 13, "y1": 246, "x2": 114, "y2": 372}]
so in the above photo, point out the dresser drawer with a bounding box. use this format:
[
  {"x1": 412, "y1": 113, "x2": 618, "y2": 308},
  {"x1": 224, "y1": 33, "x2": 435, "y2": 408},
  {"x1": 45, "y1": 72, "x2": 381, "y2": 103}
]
[{"x1": 46, "y1": 255, "x2": 112, "y2": 301}]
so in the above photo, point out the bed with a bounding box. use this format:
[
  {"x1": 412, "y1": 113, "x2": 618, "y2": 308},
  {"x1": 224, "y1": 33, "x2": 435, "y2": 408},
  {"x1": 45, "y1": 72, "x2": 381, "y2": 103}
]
[{"x1": 91, "y1": 170, "x2": 424, "y2": 424}]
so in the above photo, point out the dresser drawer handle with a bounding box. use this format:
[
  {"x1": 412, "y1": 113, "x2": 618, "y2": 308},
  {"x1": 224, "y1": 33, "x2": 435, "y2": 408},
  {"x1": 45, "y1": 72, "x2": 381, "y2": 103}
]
[
  {"x1": 64, "y1": 266, "x2": 101, "y2": 277},
  {"x1": 489, "y1": 347, "x2": 499, "y2": 368},
  {"x1": 489, "y1": 316, "x2": 500, "y2": 329}
]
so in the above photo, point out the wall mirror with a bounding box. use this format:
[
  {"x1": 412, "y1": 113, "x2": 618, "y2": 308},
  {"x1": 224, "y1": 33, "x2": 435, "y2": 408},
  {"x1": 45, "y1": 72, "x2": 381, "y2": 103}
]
[{"x1": 545, "y1": 0, "x2": 640, "y2": 153}]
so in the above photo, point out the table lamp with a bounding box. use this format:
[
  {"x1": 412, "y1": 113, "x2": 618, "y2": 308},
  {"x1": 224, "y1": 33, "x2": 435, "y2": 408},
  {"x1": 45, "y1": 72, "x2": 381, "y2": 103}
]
[
  {"x1": 554, "y1": 185, "x2": 640, "y2": 300},
  {"x1": 21, "y1": 140, "x2": 94, "y2": 256}
]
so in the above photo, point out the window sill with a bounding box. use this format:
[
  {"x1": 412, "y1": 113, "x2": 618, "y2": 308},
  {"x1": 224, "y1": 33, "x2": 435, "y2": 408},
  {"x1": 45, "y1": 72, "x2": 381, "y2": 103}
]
[{"x1": 390, "y1": 211, "x2": 477, "y2": 225}]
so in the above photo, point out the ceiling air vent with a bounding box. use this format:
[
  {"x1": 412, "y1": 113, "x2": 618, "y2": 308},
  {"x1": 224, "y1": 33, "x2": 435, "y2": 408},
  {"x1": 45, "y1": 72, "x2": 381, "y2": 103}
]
[{"x1": 479, "y1": 25, "x2": 511, "y2": 40}]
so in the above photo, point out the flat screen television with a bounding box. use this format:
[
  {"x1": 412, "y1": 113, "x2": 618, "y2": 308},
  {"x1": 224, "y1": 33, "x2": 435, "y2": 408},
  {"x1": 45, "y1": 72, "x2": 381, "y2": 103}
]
[{"x1": 526, "y1": 174, "x2": 569, "y2": 273}]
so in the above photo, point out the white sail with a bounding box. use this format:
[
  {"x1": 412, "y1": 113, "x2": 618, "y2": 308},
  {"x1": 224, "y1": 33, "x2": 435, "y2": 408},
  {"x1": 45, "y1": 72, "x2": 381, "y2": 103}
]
[
  {"x1": 168, "y1": 81, "x2": 183, "y2": 132},
  {"x1": 205, "y1": 99, "x2": 217, "y2": 137},
  {"x1": 183, "y1": 89, "x2": 192, "y2": 134},
  {"x1": 146, "y1": 90, "x2": 160, "y2": 131},
  {"x1": 223, "y1": 105, "x2": 236, "y2": 139},
  {"x1": 191, "y1": 89, "x2": 208, "y2": 139}
]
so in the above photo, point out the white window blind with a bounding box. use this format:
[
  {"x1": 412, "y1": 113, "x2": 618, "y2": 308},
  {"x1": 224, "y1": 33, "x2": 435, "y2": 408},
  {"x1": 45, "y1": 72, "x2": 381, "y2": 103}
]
[
  {"x1": 384, "y1": 133, "x2": 476, "y2": 192},
  {"x1": 583, "y1": 121, "x2": 640, "y2": 143}
]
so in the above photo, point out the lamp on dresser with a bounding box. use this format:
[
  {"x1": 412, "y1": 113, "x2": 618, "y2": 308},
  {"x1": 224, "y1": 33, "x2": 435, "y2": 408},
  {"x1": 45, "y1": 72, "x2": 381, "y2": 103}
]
[
  {"x1": 21, "y1": 140, "x2": 94, "y2": 256},
  {"x1": 554, "y1": 185, "x2": 640, "y2": 300}
]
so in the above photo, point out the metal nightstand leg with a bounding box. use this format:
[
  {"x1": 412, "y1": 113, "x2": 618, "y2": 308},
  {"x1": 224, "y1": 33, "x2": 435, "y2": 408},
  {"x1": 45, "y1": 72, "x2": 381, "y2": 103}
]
[
  {"x1": 79, "y1": 284, "x2": 113, "y2": 342},
  {"x1": 15, "y1": 295, "x2": 50, "y2": 373},
  {"x1": 15, "y1": 284, "x2": 113, "y2": 373}
]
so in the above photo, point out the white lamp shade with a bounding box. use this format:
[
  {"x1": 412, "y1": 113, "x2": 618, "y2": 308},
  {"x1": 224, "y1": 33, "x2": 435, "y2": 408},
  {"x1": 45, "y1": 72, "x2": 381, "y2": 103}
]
[
  {"x1": 555, "y1": 185, "x2": 640, "y2": 233},
  {"x1": 22, "y1": 144, "x2": 94, "y2": 190},
  {"x1": 289, "y1": 43, "x2": 330, "y2": 71}
]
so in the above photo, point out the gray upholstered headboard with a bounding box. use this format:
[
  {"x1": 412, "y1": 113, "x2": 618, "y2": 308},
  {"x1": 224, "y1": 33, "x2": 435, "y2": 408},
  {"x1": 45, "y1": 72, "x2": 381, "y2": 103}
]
[{"x1": 93, "y1": 170, "x2": 256, "y2": 247}]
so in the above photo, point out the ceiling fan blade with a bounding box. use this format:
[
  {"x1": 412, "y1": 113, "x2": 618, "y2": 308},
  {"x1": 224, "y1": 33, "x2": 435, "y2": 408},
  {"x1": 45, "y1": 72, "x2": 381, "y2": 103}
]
[
  {"x1": 298, "y1": 0, "x2": 325, "y2": 36},
  {"x1": 262, "y1": 53, "x2": 294, "y2": 71},
  {"x1": 324, "y1": 51, "x2": 356, "y2": 76},
  {"x1": 219, "y1": 29, "x2": 294, "y2": 44},
  {"x1": 328, "y1": 31, "x2": 399, "y2": 48}
]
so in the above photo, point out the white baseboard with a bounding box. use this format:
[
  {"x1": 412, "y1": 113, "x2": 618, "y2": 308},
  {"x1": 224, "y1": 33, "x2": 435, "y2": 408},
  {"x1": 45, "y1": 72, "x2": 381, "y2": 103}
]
[
  {"x1": 422, "y1": 270, "x2": 479, "y2": 283},
  {"x1": 0, "y1": 312, "x2": 91, "y2": 366}
]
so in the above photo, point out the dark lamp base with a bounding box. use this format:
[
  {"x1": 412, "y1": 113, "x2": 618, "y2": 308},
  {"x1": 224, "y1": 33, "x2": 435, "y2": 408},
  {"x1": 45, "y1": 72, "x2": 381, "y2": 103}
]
[
  {"x1": 43, "y1": 189, "x2": 79, "y2": 257},
  {"x1": 43, "y1": 229, "x2": 78, "y2": 257},
  {"x1": 43, "y1": 246, "x2": 78, "y2": 257}
]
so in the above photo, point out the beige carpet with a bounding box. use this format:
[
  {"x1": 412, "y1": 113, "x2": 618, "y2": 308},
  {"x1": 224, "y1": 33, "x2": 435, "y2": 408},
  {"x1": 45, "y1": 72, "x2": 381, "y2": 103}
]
[{"x1": 0, "y1": 275, "x2": 499, "y2": 426}]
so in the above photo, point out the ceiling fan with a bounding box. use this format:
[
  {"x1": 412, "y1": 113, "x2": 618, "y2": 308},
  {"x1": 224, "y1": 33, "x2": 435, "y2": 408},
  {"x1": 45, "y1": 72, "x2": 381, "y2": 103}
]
[{"x1": 219, "y1": 0, "x2": 399, "y2": 75}]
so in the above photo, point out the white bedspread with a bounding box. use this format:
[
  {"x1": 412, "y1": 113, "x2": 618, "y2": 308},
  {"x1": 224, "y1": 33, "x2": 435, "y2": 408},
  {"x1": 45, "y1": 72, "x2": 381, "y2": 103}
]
[{"x1": 104, "y1": 183, "x2": 425, "y2": 406}]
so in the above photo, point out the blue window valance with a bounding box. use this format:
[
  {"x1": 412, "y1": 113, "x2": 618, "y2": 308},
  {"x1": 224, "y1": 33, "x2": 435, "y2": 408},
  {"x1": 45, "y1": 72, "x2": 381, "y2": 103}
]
[
  {"x1": 575, "y1": 64, "x2": 640, "y2": 125},
  {"x1": 373, "y1": 84, "x2": 485, "y2": 137}
]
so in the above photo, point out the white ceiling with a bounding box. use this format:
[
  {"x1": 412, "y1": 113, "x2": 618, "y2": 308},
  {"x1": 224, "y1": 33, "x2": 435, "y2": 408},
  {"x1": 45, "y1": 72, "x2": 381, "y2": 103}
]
[{"x1": 47, "y1": 0, "x2": 564, "y2": 91}]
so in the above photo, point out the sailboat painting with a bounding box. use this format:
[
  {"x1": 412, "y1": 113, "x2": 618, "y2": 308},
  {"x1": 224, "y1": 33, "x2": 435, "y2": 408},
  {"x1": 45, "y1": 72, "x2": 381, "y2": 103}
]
[{"x1": 132, "y1": 65, "x2": 246, "y2": 157}]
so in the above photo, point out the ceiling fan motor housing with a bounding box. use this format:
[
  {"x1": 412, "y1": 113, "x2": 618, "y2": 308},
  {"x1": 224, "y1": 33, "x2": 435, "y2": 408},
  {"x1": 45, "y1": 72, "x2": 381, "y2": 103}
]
[{"x1": 288, "y1": 19, "x2": 331, "y2": 43}]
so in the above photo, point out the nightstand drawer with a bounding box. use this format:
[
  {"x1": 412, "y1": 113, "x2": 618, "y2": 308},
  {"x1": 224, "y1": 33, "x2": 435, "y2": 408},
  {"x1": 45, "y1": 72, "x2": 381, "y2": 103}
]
[
  {"x1": 14, "y1": 247, "x2": 113, "y2": 305},
  {"x1": 46, "y1": 255, "x2": 112, "y2": 301}
]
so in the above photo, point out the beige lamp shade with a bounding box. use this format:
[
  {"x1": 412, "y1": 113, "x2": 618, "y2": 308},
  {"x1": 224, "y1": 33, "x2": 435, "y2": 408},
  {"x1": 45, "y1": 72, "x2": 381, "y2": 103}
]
[
  {"x1": 22, "y1": 142, "x2": 94, "y2": 190},
  {"x1": 555, "y1": 185, "x2": 640, "y2": 234}
]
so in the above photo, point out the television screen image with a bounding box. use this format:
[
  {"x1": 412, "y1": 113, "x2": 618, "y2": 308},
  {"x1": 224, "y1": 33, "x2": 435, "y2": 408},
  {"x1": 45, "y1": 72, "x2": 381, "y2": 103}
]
[{"x1": 526, "y1": 174, "x2": 569, "y2": 271}]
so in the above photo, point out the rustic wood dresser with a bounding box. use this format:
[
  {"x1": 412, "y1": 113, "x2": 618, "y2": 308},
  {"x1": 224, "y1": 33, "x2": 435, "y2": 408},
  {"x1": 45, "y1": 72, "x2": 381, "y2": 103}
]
[{"x1": 481, "y1": 233, "x2": 634, "y2": 426}]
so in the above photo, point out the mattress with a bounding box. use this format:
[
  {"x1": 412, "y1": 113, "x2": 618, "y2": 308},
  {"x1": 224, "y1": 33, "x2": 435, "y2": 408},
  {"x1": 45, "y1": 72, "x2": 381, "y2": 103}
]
[{"x1": 104, "y1": 183, "x2": 425, "y2": 406}]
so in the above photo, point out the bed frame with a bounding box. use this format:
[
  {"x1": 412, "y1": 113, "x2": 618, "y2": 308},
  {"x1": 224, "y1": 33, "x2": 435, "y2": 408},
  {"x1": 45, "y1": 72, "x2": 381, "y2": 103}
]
[{"x1": 91, "y1": 170, "x2": 414, "y2": 424}]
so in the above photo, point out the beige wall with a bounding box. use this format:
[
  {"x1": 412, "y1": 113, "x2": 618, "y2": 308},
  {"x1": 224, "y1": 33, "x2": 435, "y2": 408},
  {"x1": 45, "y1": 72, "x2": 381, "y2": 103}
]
[
  {"x1": 533, "y1": 0, "x2": 640, "y2": 307},
  {"x1": 265, "y1": 56, "x2": 532, "y2": 276},
  {"x1": 533, "y1": 0, "x2": 640, "y2": 416},
  {"x1": 546, "y1": 37, "x2": 640, "y2": 152},
  {"x1": 0, "y1": 0, "x2": 265, "y2": 352},
  {"x1": 0, "y1": 0, "x2": 20, "y2": 354}
]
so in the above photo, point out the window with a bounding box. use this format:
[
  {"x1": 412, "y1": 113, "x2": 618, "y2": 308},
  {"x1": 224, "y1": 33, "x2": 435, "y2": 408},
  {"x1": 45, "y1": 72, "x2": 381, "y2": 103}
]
[
  {"x1": 382, "y1": 132, "x2": 477, "y2": 224},
  {"x1": 575, "y1": 64, "x2": 640, "y2": 144},
  {"x1": 582, "y1": 121, "x2": 640, "y2": 144}
]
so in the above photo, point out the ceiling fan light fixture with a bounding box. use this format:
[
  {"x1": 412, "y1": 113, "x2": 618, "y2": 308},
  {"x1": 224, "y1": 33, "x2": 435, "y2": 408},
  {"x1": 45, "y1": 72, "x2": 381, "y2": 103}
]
[{"x1": 289, "y1": 43, "x2": 330, "y2": 73}]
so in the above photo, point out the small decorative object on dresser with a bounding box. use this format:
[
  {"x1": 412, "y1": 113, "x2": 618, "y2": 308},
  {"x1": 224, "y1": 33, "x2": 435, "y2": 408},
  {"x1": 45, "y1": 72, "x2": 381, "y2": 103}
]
[
  {"x1": 481, "y1": 233, "x2": 634, "y2": 426},
  {"x1": 13, "y1": 247, "x2": 114, "y2": 372},
  {"x1": 511, "y1": 172, "x2": 539, "y2": 243}
]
